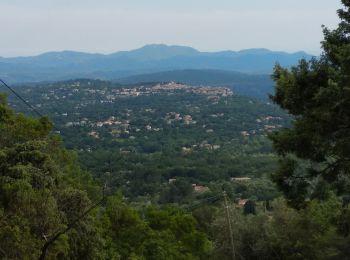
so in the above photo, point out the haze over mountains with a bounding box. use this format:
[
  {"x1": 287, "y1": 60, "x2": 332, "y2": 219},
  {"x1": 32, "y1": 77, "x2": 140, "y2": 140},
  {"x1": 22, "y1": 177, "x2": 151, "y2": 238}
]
[{"x1": 0, "y1": 44, "x2": 312, "y2": 84}]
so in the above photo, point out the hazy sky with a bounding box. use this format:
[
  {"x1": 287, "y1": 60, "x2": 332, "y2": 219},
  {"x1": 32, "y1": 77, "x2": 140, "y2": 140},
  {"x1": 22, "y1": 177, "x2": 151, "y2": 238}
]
[{"x1": 0, "y1": 0, "x2": 343, "y2": 57}]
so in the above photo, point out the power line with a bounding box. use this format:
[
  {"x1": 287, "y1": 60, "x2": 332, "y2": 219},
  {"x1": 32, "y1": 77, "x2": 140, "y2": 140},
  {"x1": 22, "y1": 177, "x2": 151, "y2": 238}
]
[
  {"x1": 186, "y1": 190, "x2": 237, "y2": 260},
  {"x1": 0, "y1": 79, "x2": 112, "y2": 259},
  {"x1": 0, "y1": 79, "x2": 65, "y2": 133},
  {"x1": 0, "y1": 79, "x2": 44, "y2": 118},
  {"x1": 223, "y1": 191, "x2": 236, "y2": 260},
  {"x1": 186, "y1": 193, "x2": 223, "y2": 211}
]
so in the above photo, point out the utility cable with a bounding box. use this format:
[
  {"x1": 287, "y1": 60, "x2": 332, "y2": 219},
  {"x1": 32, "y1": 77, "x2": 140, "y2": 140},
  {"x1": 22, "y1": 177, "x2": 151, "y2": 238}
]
[
  {"x1": 186, "y1": 193, "x2": 223, "y2": 211},
  {"x1": 0, "y1": 79, "x2": 44, "y2": 117}
]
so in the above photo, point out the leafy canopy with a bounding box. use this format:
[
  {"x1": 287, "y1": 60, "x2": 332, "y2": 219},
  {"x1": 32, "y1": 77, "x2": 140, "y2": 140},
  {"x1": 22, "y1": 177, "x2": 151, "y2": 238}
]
[{"x1": 270, "y1": 0, "x2": 350, "y2": 208}]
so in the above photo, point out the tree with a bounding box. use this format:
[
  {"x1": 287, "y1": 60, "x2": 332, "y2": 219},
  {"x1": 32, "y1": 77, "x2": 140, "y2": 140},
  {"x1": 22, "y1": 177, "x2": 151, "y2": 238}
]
[
  {"x1": 270, "y1": 0, "x2": 350, "y2": 208},
  {"x1": 0, "y1": 94, "x2": 103, "y2": 259},
  {"x1": 103, "y1": 196, "x2": 212, "y2": 259},
  {"x1": 212, "y1": 198, "x2": 346, "y2": 260},
  {"x1": 243, "y1": 200, "x2": 256, "y2": 215}
]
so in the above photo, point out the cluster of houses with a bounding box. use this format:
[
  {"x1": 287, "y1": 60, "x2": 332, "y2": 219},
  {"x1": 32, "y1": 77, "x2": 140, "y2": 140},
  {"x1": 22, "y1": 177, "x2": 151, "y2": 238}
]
[
  {"x1": 181, "y1": 143, "x2": 221, "y2": 154},
  {"x1": 34, "y1": 81, "x2": 234, "y2": 119},
  {"x1": 240, "y1": 115, "x2": 284, "y2": 137},
  {"x1": 37, "y1": 81, "x2": 237, "y2": 140},
  {"x1": 151, "y1": 82, "x2": 233, "y2": 98},
  {"x1": 164, "y1": 112, "x2": 196, "y2": 125},
  {"x1": 65, "y1": 82, "x2": 233, "y2": 102},
  {"x1": 29, "y1": 80, "x2": 284, "y2": 148},
  {"x1": 168, "y1": 176, "x2": 252, "y2": 207}
]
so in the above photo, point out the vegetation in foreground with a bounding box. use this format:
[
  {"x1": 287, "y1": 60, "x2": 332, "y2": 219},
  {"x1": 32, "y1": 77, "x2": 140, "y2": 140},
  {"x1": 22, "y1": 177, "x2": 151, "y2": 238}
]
[
  {"x1": 1, "y1": 1, "x2": 350, "y2": 259},
  {"x1": 1, "y1": 94, "x2": 350, "y2": 259}
]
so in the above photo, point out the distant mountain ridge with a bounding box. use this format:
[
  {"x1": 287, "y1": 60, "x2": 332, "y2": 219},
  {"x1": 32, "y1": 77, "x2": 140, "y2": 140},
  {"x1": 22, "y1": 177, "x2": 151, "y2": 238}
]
[{"x1": 0, "y1": 44, "x2": 313, "y2": 84}]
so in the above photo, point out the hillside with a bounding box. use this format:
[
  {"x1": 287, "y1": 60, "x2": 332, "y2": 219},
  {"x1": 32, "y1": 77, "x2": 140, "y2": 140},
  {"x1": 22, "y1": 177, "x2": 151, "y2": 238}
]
[
  {"x1": 6, "y1": 79, "x2": 289, "y2": 203},
  {"x1": 117, "y1": 69, "x2": 274, "y2": 98},
  {"x1": 0, "y1": 44, "x2": 313, "y2": 84}
]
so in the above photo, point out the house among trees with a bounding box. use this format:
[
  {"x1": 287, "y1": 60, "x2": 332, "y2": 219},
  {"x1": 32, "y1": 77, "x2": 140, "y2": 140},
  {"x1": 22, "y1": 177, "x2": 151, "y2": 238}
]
[
  {"x1": 192, "y1": 184, "x2": 210, "y2": 193},
  {"x1": 231, "y1": 177, "x2": 252, "y2": 182},
  {"x1": 238, "y1": 199, "x2": 249, "y2": 207}
]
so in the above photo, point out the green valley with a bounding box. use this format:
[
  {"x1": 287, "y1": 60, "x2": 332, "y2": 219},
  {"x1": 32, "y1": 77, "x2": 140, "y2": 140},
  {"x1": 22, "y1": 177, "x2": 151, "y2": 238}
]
[{"x1": 7, "y1": 80, "x2": 288, "y2": 206}]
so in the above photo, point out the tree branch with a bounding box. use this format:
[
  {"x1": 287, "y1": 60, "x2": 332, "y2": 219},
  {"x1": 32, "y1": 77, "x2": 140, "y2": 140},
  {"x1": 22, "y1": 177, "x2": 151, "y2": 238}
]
[{"x1": 38, "y1": 193, "x2": 106, "y2": 260}]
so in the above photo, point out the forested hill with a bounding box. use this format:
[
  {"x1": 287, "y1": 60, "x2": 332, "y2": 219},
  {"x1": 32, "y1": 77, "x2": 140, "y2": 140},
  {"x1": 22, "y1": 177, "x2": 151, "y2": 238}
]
[
  {"x1": 2, "y1": 76, "x2": 350, "y2": 258},
  {"x1": 3, "y1": 1, "x2": 350, "y2": 258},
  {"x1": 116, "y1": 69, "x2": 274, "y2": 99},
  {"x1": 0, "y1": 44, "x2": 312, "y2": 84},
  {"x1": 4, "y1": 79, "x2": 289, "y2": 208}
]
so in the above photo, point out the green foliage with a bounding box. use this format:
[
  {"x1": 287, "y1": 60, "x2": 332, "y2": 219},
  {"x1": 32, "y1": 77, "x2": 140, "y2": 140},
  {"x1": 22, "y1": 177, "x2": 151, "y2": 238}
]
[
  {"x1": 103, "y1": 196, "x2": 212, "y2": 259},
  {"x1": 0, "y1": 96, "x2": 104, "y2": 259},
  {"x1": 6, "y1": 80, "x2": 287, "y2": 204},
  {"x1": 243, "y1": 200, "x2": 256, "y2": 215},
  {"x1": 159, "y1": 178, "x2": 193, "y2": 204},
  {"x1": 270, "y1": 1, "x2": 350, "y2": 207},
  {"x1": 0, "y1": 95, "x2": 213, "y2": 258},
  {"x1": 213, "y1": 198, "x2": 348, "y2": 260}
]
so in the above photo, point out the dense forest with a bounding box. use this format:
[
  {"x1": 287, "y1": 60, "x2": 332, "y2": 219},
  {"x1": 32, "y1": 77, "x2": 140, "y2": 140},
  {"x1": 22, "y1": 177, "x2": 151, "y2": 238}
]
[
  {"x1": 1, "y1": 1, "x2": 350, "y2": 259},
  {"x1": 6, "y1": 80, "x2": 288, "y2": 207},
  {"x1": 0, "y1": 93, "x2": 212, "y2": 259}
]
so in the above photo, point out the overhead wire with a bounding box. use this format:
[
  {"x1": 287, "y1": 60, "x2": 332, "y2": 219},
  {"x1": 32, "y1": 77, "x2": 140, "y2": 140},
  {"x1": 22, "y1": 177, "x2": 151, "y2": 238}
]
[
  {"x1": 185, "y1": 192, "x2": 224, "y2": 212},
  {"x1": 0, "y1": 78, "x2": 67, "y2": 134},
  {"x1": 0, "y1": 79, "x2": 44, "y2": 118},
  {"x1": 0, "y1": 79, "x2": 250, "y2": 258},
  {"x1": 0, "y1": 79, "x2": 241, "y2": 210},
  {"x1": 0, "y1": 79, "x2": 113, "y2": 256}
]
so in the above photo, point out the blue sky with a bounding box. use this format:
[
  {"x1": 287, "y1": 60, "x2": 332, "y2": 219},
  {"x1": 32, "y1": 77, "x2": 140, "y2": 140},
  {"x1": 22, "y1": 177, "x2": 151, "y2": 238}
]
[{"x1": 0, "y1": 0, "x2": 343, "y2": 57}]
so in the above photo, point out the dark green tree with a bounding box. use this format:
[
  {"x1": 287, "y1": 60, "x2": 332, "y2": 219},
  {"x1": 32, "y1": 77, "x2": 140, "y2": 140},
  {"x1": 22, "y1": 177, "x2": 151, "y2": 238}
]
[
  {"x1": 103, "y1": 195, "x2": 212, "y2": 259},
  {"x1": 243, "y1": 200, "x2": 256, "y2": 215},
  {"x1": 0, "y1": 94, "x2": 103, "y2": 259},
  {"x1": 270, "y1": 0, "x2": 350, "y2": 208},
  {"x1": 212, "y1": 198, "x2": 347, "y2": 260}
]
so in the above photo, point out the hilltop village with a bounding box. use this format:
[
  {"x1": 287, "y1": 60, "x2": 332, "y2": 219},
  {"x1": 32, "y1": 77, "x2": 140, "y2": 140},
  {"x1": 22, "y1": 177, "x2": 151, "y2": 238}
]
[
  {"x1": 8, "y1": 79, "x2": 287, "y2": 204},
  {"x1": 15, "y1": 81, "x2": 283, "y2": 147}
]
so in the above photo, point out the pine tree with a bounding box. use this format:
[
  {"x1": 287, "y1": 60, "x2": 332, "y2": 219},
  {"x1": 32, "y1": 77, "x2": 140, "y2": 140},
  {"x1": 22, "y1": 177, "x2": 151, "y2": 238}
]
[
  {"x1": 270, "y1": 0, "x2": 350, "y2": 208},
  {"x1": 0, "y1": 94, "x2": 103, "y2": 259}
]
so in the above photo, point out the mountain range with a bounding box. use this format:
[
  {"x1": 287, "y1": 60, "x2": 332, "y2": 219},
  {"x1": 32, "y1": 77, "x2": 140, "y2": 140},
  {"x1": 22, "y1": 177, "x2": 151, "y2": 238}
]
[{"x1": 0, "y1": 44, "x2": 313, "y2": 85}]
